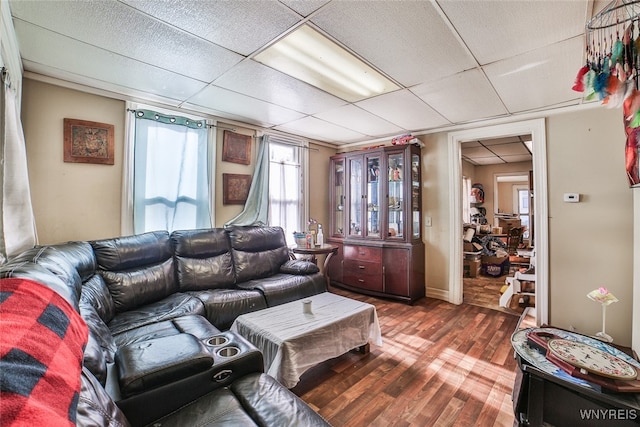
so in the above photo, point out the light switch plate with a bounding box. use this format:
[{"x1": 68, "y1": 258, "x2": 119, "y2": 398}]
[{"x1": 424, "y1": 216, "x2": 432, "y2": 227}]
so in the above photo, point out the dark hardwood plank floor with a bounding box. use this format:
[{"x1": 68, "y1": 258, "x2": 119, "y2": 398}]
[{"x1": 292, "y1": 286, "x2": 526, "y2": 427}]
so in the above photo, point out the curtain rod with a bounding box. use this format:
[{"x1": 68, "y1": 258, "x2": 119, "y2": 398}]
[{"x1": 126, "y1": 108, "x2": 236, "y2": 131}]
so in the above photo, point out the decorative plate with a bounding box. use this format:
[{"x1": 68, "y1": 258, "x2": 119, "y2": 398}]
[
  {"x1": 548, "y1": 338, "x2": 638, "y2": 380},
  {"x1": 511, "y1": 327, "x2": 640, "y2": 391}
]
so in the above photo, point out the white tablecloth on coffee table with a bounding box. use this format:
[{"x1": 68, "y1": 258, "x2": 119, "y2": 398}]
[{"x1": 230, "y1": 292, "x2": 382, "y2": 388}]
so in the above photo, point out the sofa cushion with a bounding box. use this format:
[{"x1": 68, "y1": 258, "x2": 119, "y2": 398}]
[
  {"x1": 91, "y1": 231, "x2": 173, "y2": 271},
  {"x1": 112, "y1": 314, "x2": 219, "y2": 349},
  {"x1": 8, "y1": 246, "x2": 83, "y2": 310},
  {"x1": 150, "y1": 387, "x2": 259, "y2": 427},
  {"x1": 80, "y1": 274, "x2": 116, "y2": 323},
  {"x1": 77, "y1": 367, "x2": 131, "y2": 427},
  {"x1": 189, "y1": 289, "x2": 267, "y2": 330},
  {"x1": 79, "y1": 301, "x2": 117, "y2": 364},
  {"x1": 172, "y1": 228, "x2": 236, "y2": 291},
  {"x1": 230, "y1": 373, "x2": 331, "y2": 426},
  {"x1": 280, "y1": 259, "x2": 320, "y2": 275},
  {"x1": 51, "y1": 241, "x2": 97, "y2": 282},
  {"x1": 115, "y1": 334, "x2": 213, "y2": 398},
  {"x1": 91, "y1": 231, "x2": 177, "y2": 312},
  {"x1": 107, "y1": 293, "x2": 205, "y2": 337},
  {"x1": 238, "y1": 273, "x2": 327, "y2": 306},
  {"x1": 228, "y1": 226, "x2": 290, "y2": 283},
  {"x1": 100, "y1": 258, "x2": 175, "y2": 312},
  {"x1": 0, "y1": 262, "x2": 78, "y2": 310}
]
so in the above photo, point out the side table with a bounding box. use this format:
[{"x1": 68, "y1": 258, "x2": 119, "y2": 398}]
[
  {"x1": 291, "y1": 244, "x2": 338, "y2": 287},
  {"x1": 511, "y1": 327, "x2": 640, "y2": 426}
]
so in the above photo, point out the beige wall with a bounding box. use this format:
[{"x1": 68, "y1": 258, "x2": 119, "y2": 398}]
[
  {"x1": 22, "y1": 78, "x2": 331, "y2": 243},
  {"x1": 421, "y1": 107, "x2": 635, "y2": 346},
  {"x1": 22, "y1": 79, "x2": 125, "y2": 243},
  {"x1": 547, "y1": 107, "x2": 634, "y2": 345}
]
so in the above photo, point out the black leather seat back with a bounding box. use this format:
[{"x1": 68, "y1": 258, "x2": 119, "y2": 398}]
[
  {"x1": 227, "y1": 226, "x2": 290, "y2": 283},
  {"x1": 171, "y1": 228, "x2": 236, "y2": 291},
  {"x1": 91, "y1": 231, "x2": 176, "y2": 313}
]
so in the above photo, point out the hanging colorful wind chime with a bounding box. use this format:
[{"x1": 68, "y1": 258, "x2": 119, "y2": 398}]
[{"x1": 572, "y1": 0, "x2": 640, "y2": 187}]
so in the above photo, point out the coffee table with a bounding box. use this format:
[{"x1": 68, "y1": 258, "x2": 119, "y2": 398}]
[{"x1": 230, "y1": 292, "x2": 382, "y2": 388}]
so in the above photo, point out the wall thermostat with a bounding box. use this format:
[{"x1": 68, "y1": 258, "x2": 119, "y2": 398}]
[{"x1": 563, "y1": 193, "x2": 580, "y2": 203}]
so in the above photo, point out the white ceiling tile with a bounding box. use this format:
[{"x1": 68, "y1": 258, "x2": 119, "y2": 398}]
[
  {"x1": 313, "y1": 105, "x2": 403, "y2": 137},
  {"x1": 275, "y1": 116, "x2": 366, "y2": 144},
  {"x1": 484, "y1": 37, "x2": 586, "y2": 114},
  {"x1": 462, "y1": 146, "x2": 494, "y2": 158},
  {"x1": 10, "y1": 0, "x2": 242, "y2": 83},
  {"x1": 187, "y1": 85, "x2": 306, "y2": 128},
  {"x1": 489, "y1": 143, "x2": 529, "y2": 156},
  {"x1": 279, "y1": 0, "x2": 330, "y2": 17},
  {"x1": 15, "y1": 21, "x2": 207, "y2": 101},
  {"x1": 481, "y1": 136, "x2": 528, "y2": 146},
  {"x1": 410, "y1": 69, "x2": 508, "y2": 123},
  {"x1": 471, "y1": 157, "x2": 506, "y2": 166},
  {"x1": 310, "y1": 1, "x2": 476, "y2": 87},
  {"x1": 213, "y1": 60, "x2": 347, "y2": 115},
  {"x1": 439, "y1": 0, "x2": 588, "y2": 64},
  {"x1": 356, "y1": 90, "x2": 450, "y2": 131},
  {"x1": 122, "y1": 0, "x2": 301, "y2": 56},
  {"x1": 500, "y1": 155, "x2": 534, "y2": 163}
]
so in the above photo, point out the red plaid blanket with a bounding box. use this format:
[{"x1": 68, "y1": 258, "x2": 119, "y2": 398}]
[{"x1": 1, "y1": 278, "x2": 88, "y2": 426}]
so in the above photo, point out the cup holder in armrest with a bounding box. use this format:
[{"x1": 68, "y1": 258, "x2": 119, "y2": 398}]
[
  {"x1": 216, "y1": 346, "x2": 240, "y2": 358},
  {"x1": 206, "y1": 336, "x2": 229, "y2": 346}
]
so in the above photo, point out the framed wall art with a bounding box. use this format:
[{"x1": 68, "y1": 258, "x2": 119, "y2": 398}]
[
  {"x1": 223, "y1": 173, "x2": 252, "y2": 205},
  {"x1": 222, "y1": 130, "x2": 251, "y2": 165},
  {"x1": 63, "y1": 118, "x2": 114, "y2": 165}
]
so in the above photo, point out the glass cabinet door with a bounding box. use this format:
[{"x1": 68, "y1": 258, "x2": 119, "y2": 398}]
[
  {"x1": 348, "y1": 157, "x2": 363, "y2": 237},
  {"x1": 332, "y1": 158, "x2": 345, "y2": 237},
  {"x1": 411, "y1": 153, "x2": 421, "y2": 239},
  {"x1": 387, "y1": 152, "x2": 404, "y2": 239},
  {"x1": 366, "y1": 155, "x2": 381, "y2": 238}
]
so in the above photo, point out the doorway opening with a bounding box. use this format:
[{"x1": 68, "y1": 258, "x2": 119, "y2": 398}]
[{"x1": 448, "y1": 119, "x2": 548, "y2": 325}]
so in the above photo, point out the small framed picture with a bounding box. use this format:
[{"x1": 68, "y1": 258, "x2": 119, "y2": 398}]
[
  {"x1": 223, "y1": 173, "x2": 252, "y2": 205},
  {"x1": 222, "y1": 130, "x2": 251, "y2": 165},
  {"x1": 63, "y1": 118, "x2": 114, "y2": 165}
]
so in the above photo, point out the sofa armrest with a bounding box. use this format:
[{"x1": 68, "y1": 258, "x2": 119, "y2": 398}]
[
  {"x1": 279, "y1": 259, "x2": 320, "y2": 275},
  {"x1": 115, "y1": 331, "x2": 264, "y2": 427}
]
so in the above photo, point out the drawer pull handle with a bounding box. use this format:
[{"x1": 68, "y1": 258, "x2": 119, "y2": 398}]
[
  {"x1": 358, "y1": 265, "x2": 365, "y2": 269},
  {"x1": 358, "y1": 279, "x2": 365, "y2": 283}
]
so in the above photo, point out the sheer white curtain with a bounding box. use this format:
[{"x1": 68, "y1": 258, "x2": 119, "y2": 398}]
[
  {"x1": 0, "y1": 72, "x2": 37, "y2": 263},
  {"x1": 268, "y1": 139, "x2": 304, "y2": 245},
  {"x1": 131, "y1": 109, "x2": 211, "y2": 233},
  {"x1": 224, "y1": 135, "x2": 270, "y2": 228}
]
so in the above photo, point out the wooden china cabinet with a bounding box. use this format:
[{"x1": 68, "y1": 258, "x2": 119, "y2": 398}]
[{"x1": 327, "y1": 144, "x2": 425, "y2": 303}]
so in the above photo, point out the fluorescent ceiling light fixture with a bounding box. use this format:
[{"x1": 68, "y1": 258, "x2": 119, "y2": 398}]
[{"x1": 254, "y1": 25, "x2": 400, "y2": 102}]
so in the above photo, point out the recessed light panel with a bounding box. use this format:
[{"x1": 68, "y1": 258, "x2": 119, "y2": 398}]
[{"x1": 254, "y1": 25, "x2": 400, "y2": 102}]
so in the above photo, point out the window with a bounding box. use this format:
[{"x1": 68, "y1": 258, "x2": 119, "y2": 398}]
[
  {"x1": 462, "y1": 176, "x2": 471, "y2": 223},
  {"x1": 129, "y1": 107, "x2": 212, "y2": 233},
  {"x1": 514, "y1": 185, "x2": 530, "y2": 239},
  {"x1": 268, "y1": 138, "x2": 307, "y2": 245}
]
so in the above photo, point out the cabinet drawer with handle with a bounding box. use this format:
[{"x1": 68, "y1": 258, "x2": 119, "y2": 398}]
[
  {"x1": 343, "y1": 245, "x2": 382, "y2": 262},
  {"x1": 343, "y1": 260, "x2": 382, "y2": 291}
]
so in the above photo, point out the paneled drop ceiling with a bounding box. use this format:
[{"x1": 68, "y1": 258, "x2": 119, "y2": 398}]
[
  {"x1": 7, "y1": 0, "x2": 612, "y2": 146},
  {"x1": 461, "y1": 135, "x2": 532, "y2": 166}
]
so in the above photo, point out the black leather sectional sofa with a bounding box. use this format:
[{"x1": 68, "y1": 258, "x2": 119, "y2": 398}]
[{"x1": 0, "y1": 226, "x2": 331, "y2": 426}]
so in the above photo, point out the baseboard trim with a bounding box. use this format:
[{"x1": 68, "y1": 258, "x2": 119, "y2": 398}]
[{"x1": 426, "y1": 287, "x2": 450, "y2": 302}]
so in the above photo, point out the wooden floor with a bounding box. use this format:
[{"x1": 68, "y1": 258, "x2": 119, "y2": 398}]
[
  {"x1": 292, "y1": 286, "x2": 529, "y2": 427},
  {"x1": 463, "y1": 274, "x2": 526, "y2": 316}
]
